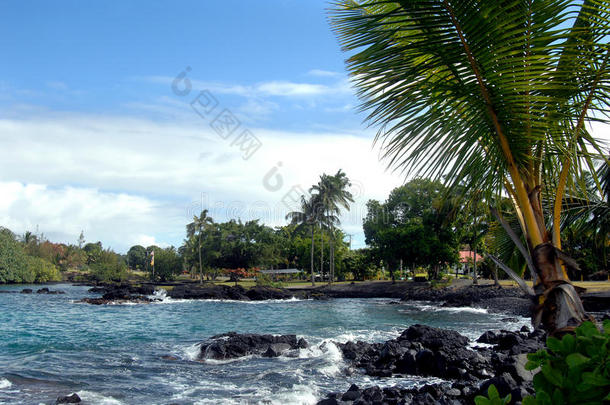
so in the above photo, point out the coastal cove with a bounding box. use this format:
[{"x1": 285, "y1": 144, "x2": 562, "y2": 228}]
[{"x1": 0, "y1": 283, "x2": 532, "y2": 404}]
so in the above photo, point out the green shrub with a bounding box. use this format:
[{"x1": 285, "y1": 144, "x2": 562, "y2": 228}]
[
  {"x1": 522, "y1": 320, "x2": 610, "y2": 405},
  {"x1": 25, "y1": 256, "x2": 61, "y2": 282},
  {"x1": 475, "y1": 385, "x2": 511, "y2": 405},
  {"x1": 255, "y1": 273, "x2": 283, "y2": 288}
]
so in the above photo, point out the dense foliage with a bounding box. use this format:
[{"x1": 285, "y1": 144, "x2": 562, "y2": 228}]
[
  {"x1": 363, "y1": 179, "x2": 460, "y2": 279},
  {"x1": 0, "y1": 228, "x2": 61, "y2": 283},
  {"x1": 523, "y1": 321, "x2": 610, "y2": 405}
]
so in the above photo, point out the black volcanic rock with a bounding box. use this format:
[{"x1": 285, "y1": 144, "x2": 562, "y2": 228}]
[
  {"x1": 167, "y1": 284, "x2": 295, "y2": 301},
  {"x1": 197, "y1": 332, "x2": 308, "y2": 360},
  {"x1": 56, "y1": 393, "x2": 81, "y2": 404},
  {"x1": 337, "y1": 324, "x2": 492, "y2": 381}
]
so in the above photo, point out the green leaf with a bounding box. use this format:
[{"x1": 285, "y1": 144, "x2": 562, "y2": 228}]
[
  {"x1": 576, "y1": 322, "x2": 598, "y2": 338},
  {"x1": 561, "y1": 334, "x2": 576, "y2": 353},
  {"x1": 487, "y1": 384, "x2": 500, "y2": 400},
  {"x1": 537, "y1": 391, "x2": 552, "y2": 405},
  {"x1": 522, "y1": 396, "x2": 537, "y2": 405},
  {"x1": 582, "y1": 372, "x2": 610, "y2": 387},
  {"x1": 566, "y1": 352, "x2": 590, "y2": 368},
  {"x1": 602, "y1": 320, "x2": 610, "y2": 336},
  {"x1": 541, "y1": 364, "x2": 564, "y2": 387},
  {"x1": 546, "y1": 337, "x2": 562, "y2": 353},
  {"x1": 474, "y1": 395, "x2": 490, "y2": 405},
  {"x1": 551, "y1": 389, "x2": 565, "y2": 405}
]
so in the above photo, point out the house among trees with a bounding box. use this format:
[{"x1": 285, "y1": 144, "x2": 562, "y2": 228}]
[{"x1": 457, "y1": 250, "x2": 483, "y2": 277}]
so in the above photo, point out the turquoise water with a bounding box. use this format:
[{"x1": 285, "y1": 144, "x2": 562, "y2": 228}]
[{"x1": 0, "y1": 284, "x2": 528, "y2": 404}]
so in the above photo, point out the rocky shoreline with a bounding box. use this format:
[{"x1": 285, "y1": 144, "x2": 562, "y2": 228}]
[
  {"x1": 316, "y1": 324, "x2": 546, "y2": 404},
  {"x1": 150, "y1": 325, "x2": 546, "y2": 405},
  {"x1": 76, "y1": 281, "x2": 610, "y2": 321}
]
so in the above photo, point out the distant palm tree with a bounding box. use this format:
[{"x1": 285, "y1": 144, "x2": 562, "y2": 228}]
[
  {"x1": 187, "y1": 210, "x2": 214, "y2": 283},
  {"x1": 21, "y1": 231, "x2": 37, "y2": 245},
  {"x1": 286, "y1": 195, "x2": 322, "y2": 286},
  {"x1": 311, "y1": 170, "x2": 354, "y2": 284}
]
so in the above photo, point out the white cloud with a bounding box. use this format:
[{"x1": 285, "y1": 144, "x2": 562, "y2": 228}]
[
  {"x1": 0, "y1": 182, "x2": 176, "y2": 252},
  {"x1": 46, "y1": 81, "x2": 68, "y2": 91},
  {"x1": 142, "y1": 75, "x2": 352, "y2": 98},
  {"x1": 307, "y1": 69, "x2": 341, "y2": 77},
  {"x1": 2, "y1": 107, "x2": 609, "y2": 252},
  {"x1": 0, "y1": 111, "x2": 403, "y2": 251}
]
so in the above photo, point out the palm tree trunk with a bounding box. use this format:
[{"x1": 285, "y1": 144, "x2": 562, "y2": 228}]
[
  {"x1": 310, "y1": 224, "x2": 315, "y2": 286},
  {"x1": 518, "y1": 194, "x2": 590, "y2": 333},
  {"x1": 473, "y1": 246, "x2": 478, "y2": 285},
  {"x1": 320, "y1": 224, "x2": 324, "y2": 283},
  {"x1": 328, "y1": 226, "x2": 333, "y2": 285},
  {"x1": 198, "y1": 233, "x2": 203, "y2": 284},
  {"x1": 492, "y1": 263, "x2": 500, "y2": 287}
]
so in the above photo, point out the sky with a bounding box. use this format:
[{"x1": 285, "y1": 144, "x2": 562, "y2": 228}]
[{"x1": 0, "y1": 0, "x2": 406, "y2": 252}]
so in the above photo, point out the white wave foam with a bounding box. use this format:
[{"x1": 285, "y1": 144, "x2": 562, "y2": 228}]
[
  {"x1": 332, "y1": 328, "x2": 402, "y2": 344},
  {"x1": 0, "y1": 378, "x2": 12, "y2": 390},
  {"x1": 149, "y1": 289, "x2": 308, "y2": 305},
  {"x1": 194, "y1": 297, "x2": 308, "y2": 304},
  {"x1": 408, "y1": 303, "x2": 489, "y2": 314},
  {"x1": 269, "y1": 384, "x2": 318, "y2": 405},
  {"x1": 181, "y1": 342, "x2": 203, "y2": 361},
  {"x1": 297, "y1": 340, "x2": 345, "y2": 377},
  {"x1": 77, "y1": 391, "x2": 123, "y2": 405}
]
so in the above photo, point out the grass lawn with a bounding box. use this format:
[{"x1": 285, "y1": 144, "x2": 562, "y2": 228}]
[{"x1": 498, "y1": 279, "x2": 610, "y2": 292}]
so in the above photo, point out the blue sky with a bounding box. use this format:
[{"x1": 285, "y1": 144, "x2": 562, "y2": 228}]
[
  {"x1": 0, "y1": 0, "x2": 406, "y2": 252},
  {"x1": 0, "y1": 1, "x2": 361, "y2": 130}
]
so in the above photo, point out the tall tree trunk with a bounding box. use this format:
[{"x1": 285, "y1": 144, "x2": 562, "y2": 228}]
[
  {"x1": 473, "y1": 202, "x2": 478, "y2": 285},
  {"x1": 310, "y1": 225, "x2": 315, "y2": 286},
  {"x1": 198, "y1": 233, "x2": 203, "y2": 284},
  {"x1": 492, "y1": 263, "x2": 500, "y2": 287},
  {"x1": 513, "y1": 187, "x2": 591, "y2": 333},
  {"x1": 320, "y1": 224, "x2": 324, "y2": 283},
  {"x1": 473, "y1": 246, "x2": 478, "y2": 285},
  {"x1": 328, "y1": 225, "x2": 333, "y2": 285}
]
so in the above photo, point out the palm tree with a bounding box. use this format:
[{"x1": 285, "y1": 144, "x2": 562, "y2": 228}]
[
  {"x1": 311, "y1": 170, "x2": 354, "y2": 284},
  {"x1": 331, "y1": 1, "x2": 610, "y2": 333},
  {"x1": 286, "y1": 194, "x2": 321, "y2": 286},
  {"x1": 327, "y1": 170, "x2": 355, "y2": 283},
  {"x1": 186, "y1": 210, "x2": 214, "y2": 283}
]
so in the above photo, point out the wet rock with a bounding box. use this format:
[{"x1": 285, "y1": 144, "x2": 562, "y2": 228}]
[
  {"x1": 478, "y1": 372, "x2": 519, "y2": 400},
  {"x1": 477, "y1": 330, "x2": 498, "y2": 344},
  {"x1": 36, "y1": 288, "x2": 65, "y2": 294},
  {"x1": 197, "y1": 332, "x2": 307, "y2": 360},
  {"x1": 337, "y1": 324, "x2": 492, "y2": 381},
  {"x1": 244, "y1": 286, "x2": 293, "y2": 301},
  {"x1": 56, "y1": 393, "x2": 81, "y2": 404},
  {"x1": 341, "y1": 384, "x2": 361, "y2": 401},
  {"x1": 403, "y1": 285, "x2": 532, "y2": 316},
  {"x1": 20, "y1": 288, "x2": 33, "y2": 294}
]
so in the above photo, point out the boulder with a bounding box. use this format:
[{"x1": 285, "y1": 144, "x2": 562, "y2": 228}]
[
  {"x1": 56, "y1": 393, "x2": 81, "y2": 404},
  {"x1": 20, "y1": 288, "x2": 33, "y2": 294},
  {"x1": 197, "y1": 332, "x2": 307, "y2": 360}
]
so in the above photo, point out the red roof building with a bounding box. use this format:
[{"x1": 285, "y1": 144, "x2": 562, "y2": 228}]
[{"x1": 459, "y1": 250, "x2": 483, "y2": 263}]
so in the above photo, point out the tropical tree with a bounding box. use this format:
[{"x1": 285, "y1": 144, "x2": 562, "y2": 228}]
[
  {"x1": 286, "y1": 194, "x2": 322, "y2": 285},
  {"x1": 310, "y1": 170, "x2": 354, "y2": 284},
  {"x1": 127, "y1": 245, "x2": 147, "y2": 270},
  {"x1": 187, "y1": 210, "x2": 214, "y2": 283},
  {"x1": 331, "y1": 0, "x2": 610, "y2": 333}
]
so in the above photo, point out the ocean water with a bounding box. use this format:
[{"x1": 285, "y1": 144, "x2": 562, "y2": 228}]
[{"x1": 0, "y1": 284, "x2": 529, "y2": 405}]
